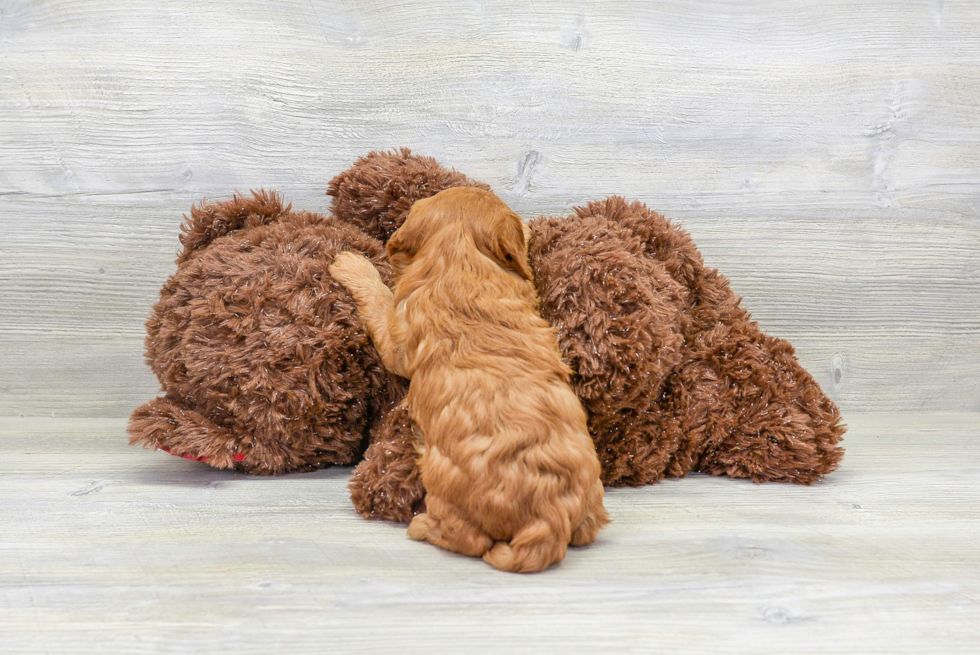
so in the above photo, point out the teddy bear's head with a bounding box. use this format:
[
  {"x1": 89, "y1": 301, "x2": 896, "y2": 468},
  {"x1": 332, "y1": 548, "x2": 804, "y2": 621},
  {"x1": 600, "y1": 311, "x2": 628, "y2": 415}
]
[
  {"x1": 327, "y1": 148, "x2": 489, "y2": 243},
  {"x1": 130, "y1": 190, "x2": 405, "y2": 474}
]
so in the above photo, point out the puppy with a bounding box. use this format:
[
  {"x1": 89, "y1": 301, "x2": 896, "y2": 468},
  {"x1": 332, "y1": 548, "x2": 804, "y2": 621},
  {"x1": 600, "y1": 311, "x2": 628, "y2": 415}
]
[{"x1": 330, "y1": 187, "x2": 608, "y2": 572}]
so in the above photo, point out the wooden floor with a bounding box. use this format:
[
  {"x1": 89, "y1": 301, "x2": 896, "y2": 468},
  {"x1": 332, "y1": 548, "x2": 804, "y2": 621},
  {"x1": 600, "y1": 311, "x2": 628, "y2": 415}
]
[{"x1": 0, "y1": 414, "x2": 977, "y2": 654}]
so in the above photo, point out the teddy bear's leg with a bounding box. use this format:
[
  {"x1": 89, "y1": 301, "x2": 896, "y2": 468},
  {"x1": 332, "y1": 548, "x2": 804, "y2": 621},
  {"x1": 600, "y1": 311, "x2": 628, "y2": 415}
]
[
  {"x1": 131, "y1": 395, "x2": 354, "y2": 475},
  {"x1": 584, "y1": 415, "x2": 670, "y2": 487},
  {"x1": 128, "y1": 395, "x2": 254, "y2": 472},
  {"x1": 575, "y1": 196, "x2": 845, "y2": 484},
  {"x1": 673, "y1": 326, "x2": 845, "y2": 484},
  {"x1": 348, "y1": 403, "x2": 426, "y2": 522}
]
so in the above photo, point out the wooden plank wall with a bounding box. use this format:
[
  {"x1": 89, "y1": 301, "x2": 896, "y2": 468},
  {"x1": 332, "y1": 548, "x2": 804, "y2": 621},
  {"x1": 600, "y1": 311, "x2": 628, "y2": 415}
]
[{"x1": 1, "y1": 0, "x2": 978, "y2": 417}]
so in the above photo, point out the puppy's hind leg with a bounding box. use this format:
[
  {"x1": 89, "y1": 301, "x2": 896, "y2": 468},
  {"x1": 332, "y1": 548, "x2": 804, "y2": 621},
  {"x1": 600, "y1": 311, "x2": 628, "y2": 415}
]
[
  {"x1": 407, "y1": 495, "x2": 493, "y2": 558},
  {"x1": 570, "y1": 479, "x2": 610, "y2": 547},
  {"x1": 482, "y1": 519, "x2": 569, "y2": 573}
]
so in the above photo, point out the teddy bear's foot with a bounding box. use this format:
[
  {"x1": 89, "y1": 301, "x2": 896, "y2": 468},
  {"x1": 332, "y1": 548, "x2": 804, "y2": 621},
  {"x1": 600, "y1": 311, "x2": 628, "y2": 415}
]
[
  {"x1": 348, "y1": 403, "x2": 425, "y2": 522},
  {"x1": 128, "y1": 395, "x2": 277, "y2": 474},
  {"x1": 696, "y1": 387, "x2": 845, "y2": 485},
  {"x1": 672, "y1": 327, "x2": 845, "y2": 484}
]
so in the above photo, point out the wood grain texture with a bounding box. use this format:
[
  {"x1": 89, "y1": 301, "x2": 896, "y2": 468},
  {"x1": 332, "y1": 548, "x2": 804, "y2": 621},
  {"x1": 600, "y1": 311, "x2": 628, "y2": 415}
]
[
  {"x1": 1, "y1": 0, "x2": 979, "y2": 416},
  {"x1": 1, "y1": 414, "x2": 978, "y2": 654}
]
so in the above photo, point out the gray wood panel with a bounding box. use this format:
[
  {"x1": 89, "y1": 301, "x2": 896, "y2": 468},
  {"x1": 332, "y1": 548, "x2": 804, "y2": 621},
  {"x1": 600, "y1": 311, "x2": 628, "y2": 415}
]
[
  {"x1": 2, "y1": 414, "x2": 978, "y2": 653},
  {"x1": 1, "y1": 0, "x2": 979, "y2": 416}
]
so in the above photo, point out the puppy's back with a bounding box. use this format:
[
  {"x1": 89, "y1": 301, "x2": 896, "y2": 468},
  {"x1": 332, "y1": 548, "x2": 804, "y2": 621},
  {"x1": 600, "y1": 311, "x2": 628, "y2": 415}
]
[{"x1": 399, "y1": 189, "x2": 608, "y2": 572}]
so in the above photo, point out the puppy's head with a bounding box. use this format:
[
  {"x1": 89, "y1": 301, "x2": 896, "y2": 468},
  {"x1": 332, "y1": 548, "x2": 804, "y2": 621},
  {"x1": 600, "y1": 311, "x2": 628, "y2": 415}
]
[{"x1": 387, "y1": 187, "x2": 532, "y2": 281}]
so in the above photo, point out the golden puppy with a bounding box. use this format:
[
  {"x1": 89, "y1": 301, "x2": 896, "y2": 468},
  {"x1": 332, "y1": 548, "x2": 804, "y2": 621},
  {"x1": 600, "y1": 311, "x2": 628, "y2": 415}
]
[{"x1": 329, "y1": 187, "x2": 608, "y2": 572}]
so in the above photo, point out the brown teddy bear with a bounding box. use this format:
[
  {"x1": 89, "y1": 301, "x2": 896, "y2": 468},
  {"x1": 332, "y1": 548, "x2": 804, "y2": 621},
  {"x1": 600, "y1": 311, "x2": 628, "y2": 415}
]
[
  {"x1": 331, "y1": 149, "x2": 845, "y2": 521},
  {"x1": 127, "y1": 191, "x2": 408, "y2": 474},
  {"x1": 130, "y1": 149, "x2": 845, "y2": 523}
]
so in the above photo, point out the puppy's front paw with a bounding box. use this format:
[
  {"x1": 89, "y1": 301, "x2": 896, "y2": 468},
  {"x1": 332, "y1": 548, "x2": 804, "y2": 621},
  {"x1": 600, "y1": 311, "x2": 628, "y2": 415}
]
[{"x1": 329, "y1": 251, "x2": 381, "y2": 289}]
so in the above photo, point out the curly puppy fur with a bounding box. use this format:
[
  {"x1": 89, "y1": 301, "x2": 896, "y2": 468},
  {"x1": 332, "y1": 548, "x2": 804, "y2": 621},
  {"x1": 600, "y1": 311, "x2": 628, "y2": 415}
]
[
  {"x1": 334, "y1": 150, "x2": 845, "y2": 521},
  {"x1": 330, "y1": 187, "x2": 607, "y2": 572},
  {"x1": 129, "y1": 190, "x2": 405, "y2": 474}
]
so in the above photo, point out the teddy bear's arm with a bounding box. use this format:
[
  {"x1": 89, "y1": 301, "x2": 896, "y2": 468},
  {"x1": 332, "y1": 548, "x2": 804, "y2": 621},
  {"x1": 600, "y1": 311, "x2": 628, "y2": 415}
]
[{"x1": 330, "y1": 251, "x2": 412, "y2": 379}]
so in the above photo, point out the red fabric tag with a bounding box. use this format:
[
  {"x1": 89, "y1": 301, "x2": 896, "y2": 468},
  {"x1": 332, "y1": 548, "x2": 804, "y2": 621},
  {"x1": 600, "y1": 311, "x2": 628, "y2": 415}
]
[{"x1": 159, "y1": 445, "x2": 243, "y2": 465}]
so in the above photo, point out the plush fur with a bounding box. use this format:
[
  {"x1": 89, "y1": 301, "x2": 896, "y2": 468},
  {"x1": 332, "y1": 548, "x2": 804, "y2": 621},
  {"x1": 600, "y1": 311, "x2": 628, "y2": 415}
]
[
  {"x1": 330, "y1": 187, "x2": 607, "y2": 572},
  {"x1": 532, "y1": 197, "x2": 845, "y2": 485},
  {"x1": 130, "y1": 149, "x2": 845, "y2": 527},
  {"x1": 128, "y1": 190, "x2": 405, "y2": 473},
  {"x1": 347, "y1": 403, "x2": 426, "y2": 519},
  {"x1": 327, "y1": 147, "x2": 489, "y2": 243},
  {"x1": 336, "y1": 150, "x2": 845, "y2": 521}
]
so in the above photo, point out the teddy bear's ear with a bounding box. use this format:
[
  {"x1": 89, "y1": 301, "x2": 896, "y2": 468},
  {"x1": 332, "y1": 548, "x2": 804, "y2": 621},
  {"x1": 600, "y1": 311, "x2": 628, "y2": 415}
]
[
  {"x1": 177, "y1": 190, "x2": 289, "y2": 264},
  {"x1": 328, "y1": 148, "x2": 490, "y2": 244}
]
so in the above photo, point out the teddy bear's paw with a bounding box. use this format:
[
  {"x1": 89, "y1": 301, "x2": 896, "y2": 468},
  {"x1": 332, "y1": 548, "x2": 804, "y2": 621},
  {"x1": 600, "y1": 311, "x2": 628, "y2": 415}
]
[
  {"x1": 349, "y1": 459, "x2": 426, "y2": 523},
  {"x1": 128, "y1": 396, "x2": 253, "y2": 472},
  {"x1": 348, "y1": 405, "x2": 425, "y2": 523},
  {"x1": 157, "y1": 445, "x2": 246, "y2": 465}
]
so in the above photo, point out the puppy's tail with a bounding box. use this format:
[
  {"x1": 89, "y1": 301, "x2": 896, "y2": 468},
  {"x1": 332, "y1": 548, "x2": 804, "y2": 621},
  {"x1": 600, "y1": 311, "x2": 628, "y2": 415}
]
[{"x1": 482, "y1": 519, "x2": 568, "y2": 574}]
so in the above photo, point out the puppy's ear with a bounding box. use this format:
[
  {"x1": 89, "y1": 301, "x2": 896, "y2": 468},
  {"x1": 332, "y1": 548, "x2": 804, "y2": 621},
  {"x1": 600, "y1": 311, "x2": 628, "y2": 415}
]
[
  {"x1": 386, "y1": 222, "x2": 423, "y2": 275},
  {"x1": 473, "y1": 208, "x2": 533, "y2": 281}
]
